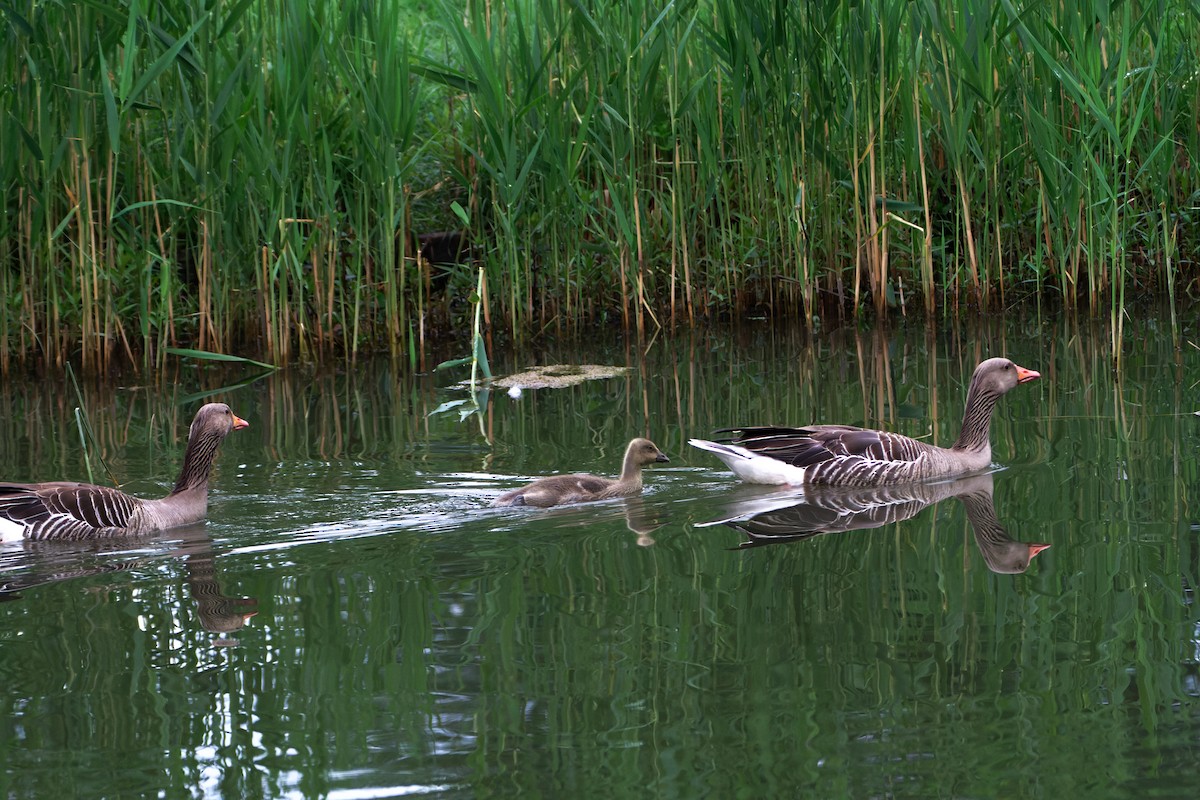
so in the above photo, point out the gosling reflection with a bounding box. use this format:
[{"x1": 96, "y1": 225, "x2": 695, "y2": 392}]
[
  {"x1": 0, "y1": 523, "x2": 257, "y2": 642},
  {"x1": 701, "y1": 472, "x2": 1049, "y2": 573},
  {"x1": 621, "y1": 496, "x2": 667, "y2": 547}
]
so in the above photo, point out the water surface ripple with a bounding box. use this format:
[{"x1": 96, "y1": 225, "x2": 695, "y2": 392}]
[{"x1": 2, "y1": 318, "x2": 1198, "y2": 798}]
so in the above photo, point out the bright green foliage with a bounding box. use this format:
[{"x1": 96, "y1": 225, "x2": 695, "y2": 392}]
[
  {"x1": 1, "y1": 0, "x2": 422, "y2": 371},
  {"x1": 2, "y1": 0, "x2": 1197, "y2": 371}
]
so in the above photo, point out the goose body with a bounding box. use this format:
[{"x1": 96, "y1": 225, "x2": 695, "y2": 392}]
[
  {"x1": 690, "y1": 358, "x2": 1039, "y2": 487},
  {"x1": 0, "y1": 403, "x2": 248, "y2": 542},
  {"x1": 494, "y1": 437, "x2": 670, "y2": 508}
]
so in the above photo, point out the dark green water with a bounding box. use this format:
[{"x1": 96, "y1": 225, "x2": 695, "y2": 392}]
[{"x1": 2, "y1": 316, "x2": 1199, "y2": 798}]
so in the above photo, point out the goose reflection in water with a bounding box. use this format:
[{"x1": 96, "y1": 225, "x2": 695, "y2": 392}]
[
  {"x1": 621, "y1": 495, "x2": 667, "y2": 547},
  {"x1": 0, "y1": 523, "x2": 257, "y2": 644},
  {"x1": 698, "y1": 472, "x2": 1049, "y2": 574}
]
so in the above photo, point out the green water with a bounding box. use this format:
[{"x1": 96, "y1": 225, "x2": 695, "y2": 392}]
[{"x1": 2, "y1": 317, "x2": 1198, "y2": 798}]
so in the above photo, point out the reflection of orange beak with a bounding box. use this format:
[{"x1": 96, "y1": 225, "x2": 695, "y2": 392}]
[
  {"x1": 1028, "y1": 543, "x2": 1051, "y2": 559},
  {"x1": 233, "y1": 414, "x2": 250, "y2": 430},
  {"x1": 1015, "y1": 365, "x2": 1041, "y2": 384}
]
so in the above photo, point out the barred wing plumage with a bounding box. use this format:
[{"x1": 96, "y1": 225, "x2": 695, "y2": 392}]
[
  {"x1": 716, "y1": 424, "x2": 943, "y2": 486},
  {"x1": 0, "y1": 482, "x2": 141, "y2": 540}
]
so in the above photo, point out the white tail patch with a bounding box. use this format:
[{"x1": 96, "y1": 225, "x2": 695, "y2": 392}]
[
  {"x1": 0, "y1": 517, "x2": 27, "y2": 544},
  {"x1": 688, "y1": 439, "x2": 808, "y2": 485}
]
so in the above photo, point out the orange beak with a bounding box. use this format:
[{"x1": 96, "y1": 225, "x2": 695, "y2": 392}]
[
  {"x1": 1028, "y1": 543, "x2": 1051, "y2": 559},
  {"x1": 232, "y1": 414, "x2": 250, "y2": 430},
  {"x1": 1015, "y1": 365, "x2": 1041, "y2": 384}
]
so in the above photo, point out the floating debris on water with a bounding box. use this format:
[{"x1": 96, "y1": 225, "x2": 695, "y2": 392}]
[{"x1": 491, "y1": 364, "x2": 630, "y2": 390}]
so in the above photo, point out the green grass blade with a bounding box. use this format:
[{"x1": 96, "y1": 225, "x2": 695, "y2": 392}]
[
  {"x1": 125, "y1": 13, "x2": 210, "y2": 109},
  {"x1": 165, "y1": 347, "x2": 276, "y2": 370}
]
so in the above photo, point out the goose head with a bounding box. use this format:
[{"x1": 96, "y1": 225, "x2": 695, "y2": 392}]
[
  {"x1": 971, "y1": 358, "x2": 1040, "y2": 397},
  {"x1": 627, "y1": 438, "x2": 671, "y2": 467},
  {"x1": 191, "y1": 403, "x2": 251, "y2": 440}
]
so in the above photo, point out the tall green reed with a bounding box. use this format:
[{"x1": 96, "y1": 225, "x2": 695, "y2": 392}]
[
  {"x1": 2, "y1": 0, "x2": 1196, "y2": 373},
  {"x1": 2, "y1": 0, "x2": 424, "y2": 373}
]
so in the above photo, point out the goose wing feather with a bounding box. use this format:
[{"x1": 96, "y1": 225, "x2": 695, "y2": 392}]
[
  {"x1": 568, "y1": 474, "x2": 612, "y2": 494},
  {"x1": 718, "y1": 425, "x2": 936, "y2": 466},
  {"x1": 0, "y1": 482, "x2": 140, "y2": 539},
  {"x1": 731, "y1": 497, "x2": 931, "y2": 546}
]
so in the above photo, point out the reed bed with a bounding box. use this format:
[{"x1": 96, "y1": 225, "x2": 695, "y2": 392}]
[{"x1": 2, "y1": 0, "x2": 1197, "y2": 373}]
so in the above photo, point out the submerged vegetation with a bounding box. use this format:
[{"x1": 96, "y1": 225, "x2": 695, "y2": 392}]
[{"x1": 1, "y1": 0, "x2": 1198, "y2": 372}]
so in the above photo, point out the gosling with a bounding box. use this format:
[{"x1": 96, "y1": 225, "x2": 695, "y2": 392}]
[{"x1": 494, "y1": 438, "x2": 670, "y2": 508}]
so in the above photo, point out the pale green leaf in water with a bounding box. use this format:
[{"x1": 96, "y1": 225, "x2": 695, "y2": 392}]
[
  {"x1": 435, "y1": 356, "x2": 473, "y2": 372},
  {"x1": 473, "y1": 333, "x2": 492, "y2": 380},
  {"x1": 428, "y1": 399, "x2": 469, "y2": 417}
]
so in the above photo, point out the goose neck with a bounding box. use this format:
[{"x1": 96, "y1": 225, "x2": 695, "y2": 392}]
[
  {"x1": 950, "y1": 383, "x2": 1000, "y2": 452},
  {"x1": 619, "y1": 455, "x2": 645, "y2": 486},
  {"x1": 171, "y1": 431, "x2": 222, "y2": 495}
]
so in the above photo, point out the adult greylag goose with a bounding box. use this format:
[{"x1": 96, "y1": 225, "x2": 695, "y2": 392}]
[
  {"x1": 0, "y1": 403, "x2": 249, "y2": 542},
  {"x1": 702, "y1": 473, "x2": 1050, "y2": 574},
  {"x1": 690, "y1": 357, "x2": 1039, "y2": 486},
  {"x1": 494, "y1": 437, "x2": 670, "y2": 508}
]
